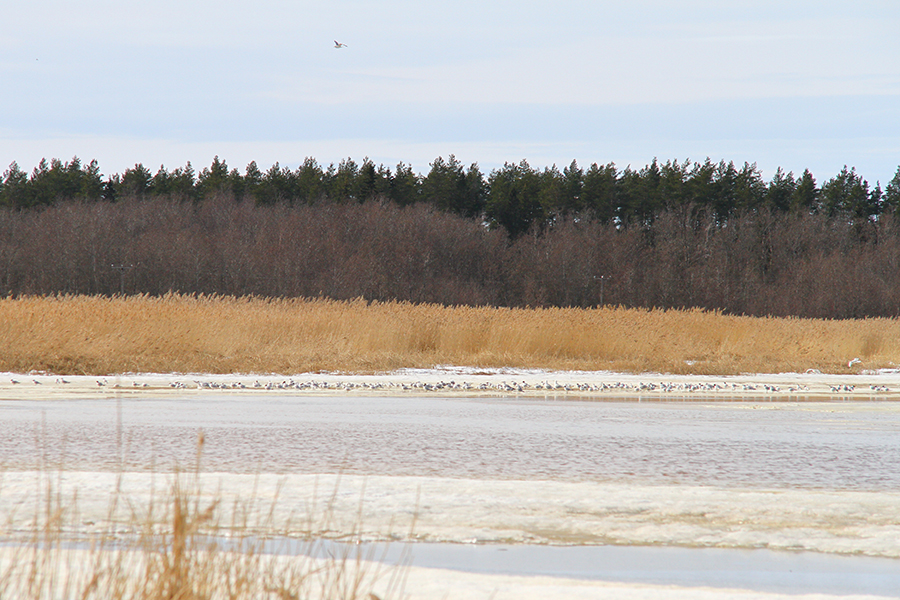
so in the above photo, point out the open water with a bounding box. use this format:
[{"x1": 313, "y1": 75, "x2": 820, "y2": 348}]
[{"x1": 2, "y1": 395, "x2": 899, "y2": 489}]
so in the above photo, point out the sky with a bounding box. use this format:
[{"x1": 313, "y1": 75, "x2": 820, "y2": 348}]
[{"x1": 2, "y1": 0, "x2": 899, "y2": 185}]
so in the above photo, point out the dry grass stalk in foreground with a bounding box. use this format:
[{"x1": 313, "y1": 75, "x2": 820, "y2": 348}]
[
  {"x1": 1, "y1": 293, "x2": 899, "y2": 375},
  {"x1": 0, "y1": 440, "x2": 404, "y2": 599}
]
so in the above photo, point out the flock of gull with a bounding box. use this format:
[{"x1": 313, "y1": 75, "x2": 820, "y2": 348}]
[
  {"x1": 167, "y1": 379, "x2": 889, "y2": 396},
  {"x1": 7, "y1": 376, "x2": 893, "y2": 396},
  {"x1": 53, "y1": 378, "x2": 897, "y2": 396}
]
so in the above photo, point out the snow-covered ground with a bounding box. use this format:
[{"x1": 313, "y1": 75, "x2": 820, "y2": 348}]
[
  {"x1": 2, "y1": 471, "x2": 898, "y2": 599},
  {"x1": 3, "y1": 366, "x2": 900, "y2": 400},
  {"x1": 3, "y1": 471, "x2": 899, "y2": 557}
]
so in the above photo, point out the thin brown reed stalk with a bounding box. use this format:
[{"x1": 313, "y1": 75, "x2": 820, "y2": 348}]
[{"x1": 0, "y1": 434, "x2": 402, "y2": 600}]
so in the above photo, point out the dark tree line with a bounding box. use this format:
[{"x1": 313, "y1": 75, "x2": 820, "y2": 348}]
[
  {"x1": 4, "y1": 155, "x2": 900, "y2": 239},
  {"x1": 4, "y1": 193, "x2": 900, "y2": 318}
]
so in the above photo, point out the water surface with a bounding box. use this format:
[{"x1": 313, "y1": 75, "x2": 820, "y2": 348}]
[{"x1": 2, "y1": 395, "x2": 899, "y2": 491}]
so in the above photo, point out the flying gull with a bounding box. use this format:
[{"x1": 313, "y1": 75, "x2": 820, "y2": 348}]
[{"x1": 334, "y1": 40, "x2": 347, "y2": 48}]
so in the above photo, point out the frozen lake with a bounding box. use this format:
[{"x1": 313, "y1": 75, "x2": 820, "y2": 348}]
[
  {"x1": 2, "y1": 395, "x2": 900, "y2": 489},
  {"x1": 2, "y1": 394, "x2": 900, "y2": 597}
]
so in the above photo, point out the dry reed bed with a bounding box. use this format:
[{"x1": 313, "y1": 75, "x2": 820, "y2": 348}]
[{"x1": 1, "y1": 294, "x2": 898, "y2": 375}]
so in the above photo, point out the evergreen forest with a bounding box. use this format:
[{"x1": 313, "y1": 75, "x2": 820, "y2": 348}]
[{"x1": 3, "y1": 155, "x2": 900, "y2": 319}]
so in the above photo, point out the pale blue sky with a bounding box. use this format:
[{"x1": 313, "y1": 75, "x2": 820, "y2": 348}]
[{"x1": 2, "y1": 0, "x2": 898, "y2": 184}]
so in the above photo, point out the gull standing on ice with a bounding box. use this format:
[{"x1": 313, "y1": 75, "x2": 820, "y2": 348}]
[{"x1": 334, "y1": 40, "x2": 347, "y2": 48}]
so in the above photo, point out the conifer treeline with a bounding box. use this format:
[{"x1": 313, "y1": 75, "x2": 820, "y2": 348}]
[
  {"x1": 3, "y1": 155, "x2": 900, "y2": 238},
  {"x1": 4, "y1": 155, "x2": 900, "y2": 317}
]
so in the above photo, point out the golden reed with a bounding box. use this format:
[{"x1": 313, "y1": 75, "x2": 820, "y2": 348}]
[{"x1": 1, "y1": 293, "x2": 898, "y2": 375}]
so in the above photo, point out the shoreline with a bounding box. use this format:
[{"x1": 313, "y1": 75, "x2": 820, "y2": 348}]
[{"x1": 3, "y1": 367, "x2": 900, "y2": 401}]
